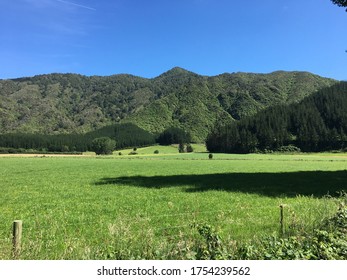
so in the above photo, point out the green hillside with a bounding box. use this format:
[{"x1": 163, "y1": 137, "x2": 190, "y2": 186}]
[
  {"x1": 0, "y1": 68, "x2": 337, "y2": 141},
  {"x1": 206, "y1": 82, "x2": 347, "y2": 153}
]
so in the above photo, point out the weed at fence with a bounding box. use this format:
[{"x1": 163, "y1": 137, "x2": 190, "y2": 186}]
[
  {"x1": 3, "y1": 200, "x2": 345, "y2": 260},
  {"x1": 237, "y1": 203, "x2": 347, "y2": 260}
]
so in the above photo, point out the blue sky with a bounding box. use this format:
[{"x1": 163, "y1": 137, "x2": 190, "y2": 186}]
[{"x1": 1, "y1": 0, "x2": 346, "y2": 80}]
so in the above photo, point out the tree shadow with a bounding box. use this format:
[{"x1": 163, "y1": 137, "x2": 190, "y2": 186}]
[{"x1": 95, "y1": 170, "x2": 347, "y2": 198}]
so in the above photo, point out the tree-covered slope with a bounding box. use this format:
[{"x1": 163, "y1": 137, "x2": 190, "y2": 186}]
[
  {"x1": 0, "y1": 73, "x2": 154, "y2": 134},
  {"x1": 209, "y1": 70, "x2": 336, "y2": 120},
  {"x1": 206, "y1": 82, "x2": 347, "y2": 153},
  {"x1": 127, "y1": 68, "x2": 336, "y2": 141},
  {"x1": 125, "y1": 68, "x2": 233, "y2": 141},
  {"x1": 0, "y1": 68, "x2": 337, "y2": 141}
]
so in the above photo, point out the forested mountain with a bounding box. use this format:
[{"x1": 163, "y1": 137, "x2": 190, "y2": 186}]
[
  {"x1": 206, "y1": 82, "x2": 347, "y2": 153},
  {"x1": 0, "y1": 67, "x2": 336, "y2": 142}
]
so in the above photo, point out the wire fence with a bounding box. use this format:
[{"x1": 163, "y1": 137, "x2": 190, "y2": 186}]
[
  {"x1": 1, "y1": 204, "x2": 306, "y2": 233},
  {"x1": 1, "y1": 206, "x2": 283, "y2": 242},
  {"x1": 2, "y1": 203, "x2": 334, "y2": 259},
  {"x1": 10, "y1": 207, "x2": 277, "y2": 231}
]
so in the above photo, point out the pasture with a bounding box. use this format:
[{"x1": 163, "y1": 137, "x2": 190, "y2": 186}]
[{"x1": 0, "y1": 148, "x2": 346, "y2": 259}]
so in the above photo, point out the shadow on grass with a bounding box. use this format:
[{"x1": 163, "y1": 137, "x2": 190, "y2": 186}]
[{"x1": 95, "y1": 170, "x2": 347, "y2": 197}]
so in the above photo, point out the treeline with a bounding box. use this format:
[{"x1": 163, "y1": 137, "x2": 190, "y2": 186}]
[
  {"x1": 206, "y1": 82, "x2": 347, "y2": 153},
  {"x1": 0, "y1": 122, "x2": 195, "y2": 153},
  {"x1": 156, "y1": 127, "x2": 191, "y2": 145},
  {"x1": 0, "y1": 123, "x2": 156, "y2": 153},
  {"x1": 0, "y1": 133, "x2": 87, "y2": 153},
  {"x1": 86, "y1": 123, "x2": 156, "y2": 149}
]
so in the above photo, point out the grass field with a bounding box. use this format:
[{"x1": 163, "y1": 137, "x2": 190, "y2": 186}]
[{"x1": 0, "y1": 148, "x2": 346, "y2": 259}]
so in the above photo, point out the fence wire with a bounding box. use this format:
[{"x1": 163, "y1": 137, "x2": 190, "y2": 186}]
[
  {"x1": 14, "y1": 206, "x2": 277, "y2": 230},
  {"x1": 1, "y1": 206, "x2": 282, "y2": 240},
  {"x1": 1, "y1": 203, "x2": 300, "y2": 256}
]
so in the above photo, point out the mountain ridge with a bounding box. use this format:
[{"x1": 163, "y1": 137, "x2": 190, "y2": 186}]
[
  {"x1": 0, "y1": 68, "x2": 337, "y2": 141},
  {"x1": 3, "y1": 67, "x2": 337, "y2": 81}
]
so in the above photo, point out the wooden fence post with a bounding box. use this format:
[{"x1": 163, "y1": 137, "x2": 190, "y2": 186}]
[
  {"x1": 279, "y1": 205, "x2": 284, "y2": 236},
  {"x1": 12, "y1": 220, "x2": 22, "y2": 258}
]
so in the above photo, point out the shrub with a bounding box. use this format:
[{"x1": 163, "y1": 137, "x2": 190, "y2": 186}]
[
  {"x1": 238, "y1": 204, "x2": 347, "y2": 260},
  {"x1": 178, "y1": 143, "x2": 185, "y2": 153},
  {"x1": 208, "y1": 153, "x2": 213, "y2": 159},
  {"x1": 91, "y1": 137, "x2": 116, "y2": 155},
  {"x1": 0, "y1": 147, "x2": 9, "y2": 154},
  {"x1": 276, "y1": 145, "x2": 301, "y2": 153},
  {"x1": 186, "y1": 144, "x2": 194, "y2": 153},
  {"x1": 193, "y1": 223, "x2": 228, "y2": 260},
  {"x1": 154, "y1": 150, "x2": 159, "y2": 154}
]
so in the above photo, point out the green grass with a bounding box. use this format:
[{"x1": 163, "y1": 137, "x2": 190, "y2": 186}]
[
  {"x1": 114, "y1": 143, "x2": 207, "y2": 156},
  {"x1": 0, "y1": 151, "x2": 346, "y2": 259}
]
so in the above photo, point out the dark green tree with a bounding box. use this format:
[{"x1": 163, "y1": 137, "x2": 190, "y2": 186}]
[
  {"x1": 186, "y1": 144, "x2": 194, "y2": 153},
  {"x1": 178, "y1": 143, "x2": 185, "y2": 153},
  {"x1": 331, "y1": 0, "x2": 347, "y2": 10},
  {"x1": 91, "y1": 137, "x2": 116, "y2": 155},
  {"x1": 157, "y1": 127, "x2": 191, "y2": 145}
]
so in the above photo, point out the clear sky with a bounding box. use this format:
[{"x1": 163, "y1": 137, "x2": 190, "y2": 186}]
[{"x1": 1, "y1": 0, "x2": 346, "y2": 80}]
